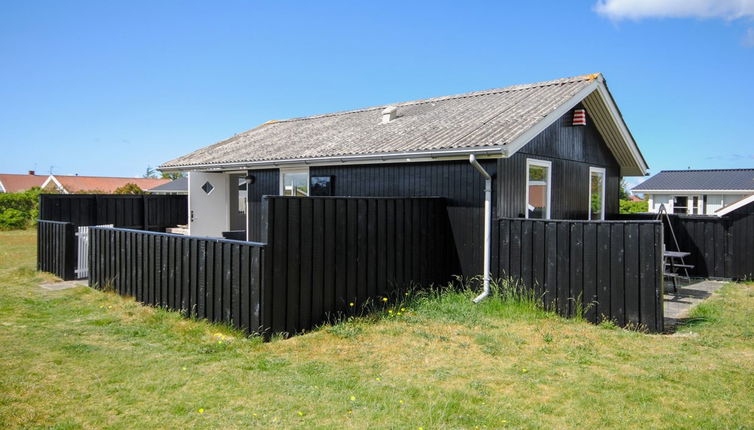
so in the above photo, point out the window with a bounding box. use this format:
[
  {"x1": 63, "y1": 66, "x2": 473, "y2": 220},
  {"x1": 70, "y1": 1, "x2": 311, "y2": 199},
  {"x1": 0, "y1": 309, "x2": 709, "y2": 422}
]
[
  {"x1": 692, "y1": 196, "x2": 699, "y2": 215},
  {"x1": 589, "y1": 167, "x2": 606, "y2": 220},
  {"x1": 238, "y1": 177, "x2": 247, "y2": 214},
  {"x1": 280, "y1": 168, "x2": 309, "y2": 196},
  {"x1": 673, "y1": 196, "x2": 688, "y2": 214},
  {"x1": 525, "y1": 159, "x2": 552, "y2": 219}
]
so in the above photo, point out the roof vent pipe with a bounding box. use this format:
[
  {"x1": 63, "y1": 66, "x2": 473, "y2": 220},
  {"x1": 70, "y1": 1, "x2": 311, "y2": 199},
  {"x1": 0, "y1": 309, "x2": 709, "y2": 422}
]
[
  {"x1": 381, "y1": 106, "x2": 397, "y2": 124},
  {"x1": 469, "y1": 154, "x2": 492, "y2": 303}
]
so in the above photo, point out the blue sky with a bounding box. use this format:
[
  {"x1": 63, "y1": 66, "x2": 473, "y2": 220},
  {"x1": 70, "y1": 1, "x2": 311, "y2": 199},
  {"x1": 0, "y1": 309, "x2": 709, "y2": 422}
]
[{"x1": 1, "y1": 1, "x2": 752, "y2": 186}]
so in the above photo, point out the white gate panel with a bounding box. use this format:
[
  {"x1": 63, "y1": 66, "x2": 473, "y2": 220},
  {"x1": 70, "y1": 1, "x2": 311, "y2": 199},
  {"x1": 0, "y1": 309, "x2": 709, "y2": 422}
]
[{"x1": 75, "y1": 225, "x2": 112, "y2": 279}]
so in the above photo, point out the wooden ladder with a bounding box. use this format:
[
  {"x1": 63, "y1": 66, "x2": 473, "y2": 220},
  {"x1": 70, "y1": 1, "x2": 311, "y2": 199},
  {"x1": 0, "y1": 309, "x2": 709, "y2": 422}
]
[{"x1": 657, "y1": 204, "x2": 692, "y2": 292}]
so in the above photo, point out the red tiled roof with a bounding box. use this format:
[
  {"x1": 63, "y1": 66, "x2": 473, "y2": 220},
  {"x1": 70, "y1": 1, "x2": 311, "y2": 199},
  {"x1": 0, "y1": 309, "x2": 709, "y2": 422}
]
[
  {"x1": 50, "y1": 176, "x2": 170, "y2": 193},
  {"x1": 0, "y1": 174, "x2": 47, "y2": 193}
]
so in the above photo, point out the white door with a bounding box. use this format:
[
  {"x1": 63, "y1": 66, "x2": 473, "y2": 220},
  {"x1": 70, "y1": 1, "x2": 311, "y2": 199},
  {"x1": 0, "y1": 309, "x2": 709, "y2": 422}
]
[{"x1": 188, "y1": 172, "x2": 229, "y2": 237}]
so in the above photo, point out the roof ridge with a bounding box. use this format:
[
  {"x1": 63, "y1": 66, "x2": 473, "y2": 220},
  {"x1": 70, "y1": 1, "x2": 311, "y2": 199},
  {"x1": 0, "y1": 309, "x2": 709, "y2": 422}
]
[{"x1": 263, "y1": 73, "x2": 599, "y2": 125}]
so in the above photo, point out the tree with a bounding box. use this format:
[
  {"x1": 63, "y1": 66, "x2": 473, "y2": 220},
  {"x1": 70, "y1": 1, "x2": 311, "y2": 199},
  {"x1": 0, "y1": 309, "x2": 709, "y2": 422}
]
[
  {"x1": 143, "y1": 166, "x2": 158, "y2": 179},
  {"x1": 161, "y1": 171, "x2": 185, "y2": 180},
  {"x1": 114, "y1": 183, "x2": 145, "y2": 195},
  {"x1": 619, "y1": 179, "x2": 631, "y2": 200}
]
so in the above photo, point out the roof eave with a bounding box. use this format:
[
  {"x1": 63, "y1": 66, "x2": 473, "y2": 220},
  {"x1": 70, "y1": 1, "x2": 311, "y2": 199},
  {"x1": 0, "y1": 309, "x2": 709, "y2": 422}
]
[{"x1": 159, "y1": 146, "x2": 506, "y2": 172}]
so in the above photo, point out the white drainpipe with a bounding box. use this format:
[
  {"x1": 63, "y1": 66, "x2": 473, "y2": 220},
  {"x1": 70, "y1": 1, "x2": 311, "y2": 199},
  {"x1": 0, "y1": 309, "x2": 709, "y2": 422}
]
[{"x1": 469, "y1": 154, "x2": 492, "y2": 303}]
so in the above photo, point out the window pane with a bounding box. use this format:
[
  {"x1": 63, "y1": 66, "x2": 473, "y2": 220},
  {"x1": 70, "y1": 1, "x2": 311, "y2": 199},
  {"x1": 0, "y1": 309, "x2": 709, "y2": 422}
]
[
  {"x1": 527, "y1": 165, "x2": 548, "y2": 219},
  {"x1": 673, "y1": 196, "x2": 688, "y2": 214},
  {"x1": 238, "y1": 178, "x2": 247, "y2": 214},
  {"x1": 590, "y1": 171, "x2": 604, "y2": 220},
  {"x1": 283, "y1": 172, "x2": 308, "y2": 196}
]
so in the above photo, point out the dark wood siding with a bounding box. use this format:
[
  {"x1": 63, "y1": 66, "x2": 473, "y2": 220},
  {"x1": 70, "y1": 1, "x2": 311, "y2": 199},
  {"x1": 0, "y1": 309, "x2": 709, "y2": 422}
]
[
  {"x1": 310, "y1": 159, "x2": 496, "y2": 276},
  {"x1": 497, "y1": 106, "x2": 621, "y2": 219},
  {"x1": 246, "y1": 169, "x2": 279, "y2": 242}
]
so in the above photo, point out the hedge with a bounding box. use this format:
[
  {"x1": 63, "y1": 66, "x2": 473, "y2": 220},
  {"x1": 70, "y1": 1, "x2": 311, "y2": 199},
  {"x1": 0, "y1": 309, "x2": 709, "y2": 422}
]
[{"x1": 0, "y1": 188, "x2": 42, "y2": 230}]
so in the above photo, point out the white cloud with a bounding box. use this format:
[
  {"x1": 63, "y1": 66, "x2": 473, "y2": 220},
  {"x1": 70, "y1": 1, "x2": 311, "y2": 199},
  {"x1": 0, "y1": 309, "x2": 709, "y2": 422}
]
[{"x1": 594, "y1": 0, "x2": 754, "y2": 21}]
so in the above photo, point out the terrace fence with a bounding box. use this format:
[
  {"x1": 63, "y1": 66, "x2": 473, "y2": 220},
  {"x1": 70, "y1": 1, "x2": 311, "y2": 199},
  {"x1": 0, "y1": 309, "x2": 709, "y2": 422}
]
[
  {"x1": 37, "y1": 194, "x2": 188, "y2": 280},
  {"x1": 37, "y1": 220, "x2": 76, "y2": 281},
  {"x1": 495, "y1": 218, "x2": 665, "y2": 332},
  {"x1": 88, "y1": 227, "x2": 265, "y2": 332},
  {"x1": 87, "y1": 196, "x2": 451, "y2": 336},
  {"x1": 617, "y1": 206, "x2": 754, "y2": 280},
  {"x1": 39, "y1": 194, "x2": 187, "y2": 231}
]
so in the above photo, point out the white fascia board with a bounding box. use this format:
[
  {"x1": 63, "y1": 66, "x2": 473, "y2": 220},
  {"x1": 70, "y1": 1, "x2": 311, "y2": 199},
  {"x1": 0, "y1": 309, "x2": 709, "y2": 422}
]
[
  {"x1": 500, "y1": 76, "x2": 648, "y2": 176},
  {"x1": 715, "y1": 194, "x2": 754, "y2": 216},
  {"x1": 159, "y1": 146, "x2": 505, "y2": 172},
  {"x1": 501, "y1": 80, "x2": 600, "y2": 158},
  {"x1": 0, "y1": 180, "x2": 5, "y2": 193},
  {"x1": 635, "y1": 189, "x2": 754, "y2": 195},
  {"x1": 593, "y1": 79, "x2": 649, "y2": 175}
]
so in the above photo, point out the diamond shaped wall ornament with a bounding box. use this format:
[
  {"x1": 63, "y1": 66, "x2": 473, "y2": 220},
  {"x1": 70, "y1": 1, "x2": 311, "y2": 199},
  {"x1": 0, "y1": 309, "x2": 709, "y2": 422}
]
[{"x1": 201, "y1": 181, "x2": 214, "y2": 194}]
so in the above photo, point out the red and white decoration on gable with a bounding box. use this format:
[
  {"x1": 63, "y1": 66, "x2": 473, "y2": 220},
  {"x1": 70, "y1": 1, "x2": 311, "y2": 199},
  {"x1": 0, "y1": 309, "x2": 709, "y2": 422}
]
[{"x1": 572, "y1": 108, "x2": 586, "y2": 126}]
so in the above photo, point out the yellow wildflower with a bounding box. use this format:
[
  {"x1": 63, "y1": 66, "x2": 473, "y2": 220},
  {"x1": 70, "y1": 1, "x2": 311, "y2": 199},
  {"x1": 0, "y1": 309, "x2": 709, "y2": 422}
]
[
  {"x1": 382, "y1": 297, "x2": 388, "y2": 302},
  {"x1": 350, "y1": 395, "x2": 356, "y2": 401},
  {"x1": 297, "y1": 411, "x2": 304, "y2": 416},
  {"x1": 198, "y1": 408, "x2": 204, "y2": 414},
  {"x1": 375, "y1": 377, "x2": 381, "y2": 381},
  {"x1": 349, "y1": 302, "x2": 354, "y2": 307}
]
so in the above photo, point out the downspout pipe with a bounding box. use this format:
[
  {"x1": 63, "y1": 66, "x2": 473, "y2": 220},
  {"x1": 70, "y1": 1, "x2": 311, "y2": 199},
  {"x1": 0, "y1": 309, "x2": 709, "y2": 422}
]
[{"x1": 469, "y1": 154, "x2": 492, "y2": 303}]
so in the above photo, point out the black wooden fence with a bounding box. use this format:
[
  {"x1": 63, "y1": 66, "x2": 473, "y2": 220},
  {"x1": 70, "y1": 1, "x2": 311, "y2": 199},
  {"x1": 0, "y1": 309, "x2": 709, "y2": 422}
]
[
  {"x1": 88, "y1": 227, "x2": 265, "y2": 332},
  {"x1": 87, "y1": 196, "x2": 452, "y2": 336},
  {"x1": 39, "y1": 194, "x2": 187, "y2": 230},
  {"x1": 37, "y1": 220, "x2": 76, "y2": 280},
  {"x1": 617, "y1": 209, "x2": 754, "y2": 280},
  {"x1": 727, "y1": 202, "x2": 754, "y2": 280},
  {"x1": 260, "y1": 196, "x2": 452, "y2": 334},
  {"x1": 496, "y1": 218, "x2": 664, "y2": 331}
]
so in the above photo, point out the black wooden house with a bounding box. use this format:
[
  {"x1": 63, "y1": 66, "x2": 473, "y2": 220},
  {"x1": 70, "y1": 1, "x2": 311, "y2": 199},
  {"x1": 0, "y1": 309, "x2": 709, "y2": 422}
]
[{"x1": 160, "y1": 73, "x2": 649, "y2": 277}]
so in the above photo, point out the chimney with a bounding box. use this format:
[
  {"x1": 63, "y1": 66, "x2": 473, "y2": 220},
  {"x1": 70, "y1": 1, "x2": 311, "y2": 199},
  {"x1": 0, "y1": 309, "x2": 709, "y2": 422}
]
[
  {"x1": 28, "y1": 170, "x2": 35, "y2": 175},
  {"x1": 381, "y1": 106, "x2": 398, "y2": 124}
]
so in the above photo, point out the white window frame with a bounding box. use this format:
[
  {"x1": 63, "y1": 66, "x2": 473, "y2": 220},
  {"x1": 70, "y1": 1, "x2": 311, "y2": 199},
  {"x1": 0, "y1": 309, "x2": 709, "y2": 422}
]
[
  {"x1": 588, "y1": 166, "x2": 606, "y2": 221},
  {"x1": 279, "y1": 167, "x2": 310, "y2": 196},
  {"x1": 525, "y1": 158, "x2": 552, "y2": 220}
]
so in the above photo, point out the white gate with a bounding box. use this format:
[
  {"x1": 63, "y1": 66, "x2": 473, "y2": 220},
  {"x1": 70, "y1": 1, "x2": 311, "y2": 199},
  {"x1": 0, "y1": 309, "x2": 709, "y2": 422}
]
[{"x1": 75, "y1": 225, "x2": 112, "y2": 279}]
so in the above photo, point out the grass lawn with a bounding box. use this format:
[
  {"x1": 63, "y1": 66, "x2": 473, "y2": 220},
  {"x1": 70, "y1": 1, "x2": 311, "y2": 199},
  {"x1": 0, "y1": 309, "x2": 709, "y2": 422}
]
[{"x1": 1, "y1": 229, "x2": 753, "y2": 429}]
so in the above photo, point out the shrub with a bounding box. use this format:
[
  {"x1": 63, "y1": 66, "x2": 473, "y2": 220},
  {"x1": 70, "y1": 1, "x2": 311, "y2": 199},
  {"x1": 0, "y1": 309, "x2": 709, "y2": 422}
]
[
  {"x1": 0, "y1": 187, "x2": 42, "y2": 230},
  {"x1": 114, "y1": 183, "x2": 145, "y2": 195},
  {"x1": 0, "y1": 208, "x2": 30, "y2": 230},
  {"x1": 620, "y1": 199, "x2": 648, "y2": 214}
]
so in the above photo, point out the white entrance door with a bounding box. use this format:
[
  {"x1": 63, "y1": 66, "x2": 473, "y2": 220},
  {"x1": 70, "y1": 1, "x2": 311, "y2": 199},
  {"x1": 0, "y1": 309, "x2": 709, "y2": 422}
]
[{"x1": 188, "y1": 172, "x2": 229, "y2": 237}]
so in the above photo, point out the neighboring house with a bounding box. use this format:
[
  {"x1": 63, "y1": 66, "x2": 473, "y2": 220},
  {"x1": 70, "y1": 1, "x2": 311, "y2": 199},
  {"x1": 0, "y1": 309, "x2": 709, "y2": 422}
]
[
  {"x1": 159, "y1": 73, "x2": 649, "y2": 273},
  {"x1": 632, "y1": 169, "x2": 754, "y2": 215},
  {"x1": 0, "y1": 171, "x2": 47, "y2": 193},
  {"x1": 42, "y1": 175, "x2": 170, "y2": 194},
  {"x1": 146, "y1": 176, "x2": 188, "y2": 195}
]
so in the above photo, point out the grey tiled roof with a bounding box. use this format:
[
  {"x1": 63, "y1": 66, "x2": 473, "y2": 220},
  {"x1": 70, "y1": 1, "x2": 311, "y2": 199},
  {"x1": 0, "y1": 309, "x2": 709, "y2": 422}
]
[
  {"x1": 160, "y1": 74, "x2": 599, "y2": 169},
  {"x1": 633, "y1": 169, "x2": 754, "y2": 191},
  {"x1": 146, "y1": 177, "x2": 188, "y2": 193}
]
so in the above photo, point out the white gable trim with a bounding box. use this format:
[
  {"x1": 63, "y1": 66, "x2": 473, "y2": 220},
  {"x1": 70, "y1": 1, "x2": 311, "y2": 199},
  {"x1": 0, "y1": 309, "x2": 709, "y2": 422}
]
[
  {"x1": 0, "y1": 180, "x2": 5, "y2": 193},
  {"x1": 41, "y1": 175, "x2": 68, "y2": 194},
  {"x1": 502, "y1": 80, "x2": 599, "y2": 157},
  {"x1": 715, "y1": 194, "x2": 754, "y2": 217},
  {"x1": 502, "y1": 75, "x2": 648, "y2": 177}
]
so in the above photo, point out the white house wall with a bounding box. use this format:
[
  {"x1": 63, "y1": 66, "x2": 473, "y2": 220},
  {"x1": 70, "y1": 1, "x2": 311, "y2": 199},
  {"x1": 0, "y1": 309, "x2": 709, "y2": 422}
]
[{"x1": 648, "y1": 193, "x2": 749, "y2": 215}]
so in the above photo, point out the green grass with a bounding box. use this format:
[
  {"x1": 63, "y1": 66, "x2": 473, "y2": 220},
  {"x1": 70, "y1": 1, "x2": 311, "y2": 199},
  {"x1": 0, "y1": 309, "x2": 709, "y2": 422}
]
[{"x1": 1, "y1": 229, "x2": 753, "y2": 429}]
